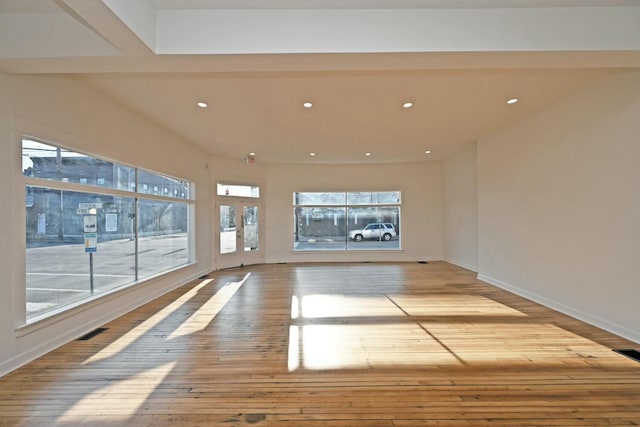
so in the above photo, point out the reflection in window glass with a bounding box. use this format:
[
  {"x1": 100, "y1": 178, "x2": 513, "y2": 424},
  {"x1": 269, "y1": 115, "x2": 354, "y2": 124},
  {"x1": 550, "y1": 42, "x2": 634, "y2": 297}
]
[
  {"x1": 293, "y1": 192, "x2": 401, "y2": 251},
  {"x1": 25, "y1": 187, "x2": 136, "y2": 320},
  {"x1": 346, "y1": 207, "x2": 400, "y2": 251},
  {"x1": 347, "y1": 191, "x2": 401, "y2": 205},
  {"x1": 139, "y1": 169, "x2": 190, "y2": 200},
  {"x1": 294, "y1": 207, "x2": 347, "y2": 250},
  {"x1": 219, "y1": 205, "x2": 237, "y2": 254},
  {"x1": 23, "y1": 137, "x2": 194, "y2": 322},
  {"x1": 294, "y1": 192, "x2": 345, "y2": 206},
  {"x1": 137, "y1": 199, "x2": 189, "y2": 280},
  {"x1": 244, "y1": 206, "x2": 259, "y2": 251},
  {"x1": 217, "y1": 183, "x2": 260, "y2": 198},
  {"x1": 22, "y1": 139, "x2": 135, "y2": 191}
]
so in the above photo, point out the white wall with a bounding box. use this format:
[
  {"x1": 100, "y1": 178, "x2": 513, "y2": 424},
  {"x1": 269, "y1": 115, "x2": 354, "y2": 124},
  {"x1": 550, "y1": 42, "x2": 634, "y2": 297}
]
[
  {"x1": 264, "y1": 162, "x2": 443, "y2": 263},
  {"x1": 478, "y1": 71, "x2": 640, "y2": 343},
  {"x1": 443, "y1": 142, "x2": 478, "y2": 271},
  {"x1": 0, "y1": 74, "x2": 16, "y2": 374},
  {"x1": 0, "y1": 74, "x2": 213, "y2": 376}
]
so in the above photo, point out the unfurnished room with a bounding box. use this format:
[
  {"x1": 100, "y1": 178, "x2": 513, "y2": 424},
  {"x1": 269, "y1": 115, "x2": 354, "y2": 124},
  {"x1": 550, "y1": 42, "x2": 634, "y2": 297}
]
[{"x1": 0, "y1": 1, "x2": 639, "y2": 426}]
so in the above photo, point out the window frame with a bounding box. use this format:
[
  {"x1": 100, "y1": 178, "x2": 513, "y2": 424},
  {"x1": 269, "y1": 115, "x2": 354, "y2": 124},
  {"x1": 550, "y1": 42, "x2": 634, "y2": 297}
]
[
  {"x1": 216, "y1": 183, "x2": 260, "y2": 199},
  {"x1": 21, "y1": 136, "x2": 195, "y2": 325},
  {"x1": 293, "y1": 191, "x2": 401, "y2": 252}
]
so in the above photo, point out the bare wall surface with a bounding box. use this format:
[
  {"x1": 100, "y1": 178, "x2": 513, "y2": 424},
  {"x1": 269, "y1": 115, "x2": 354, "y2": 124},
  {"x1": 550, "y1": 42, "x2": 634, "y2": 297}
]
[
  {"x1": 478, "y1": 71, "x2": 640, "y2": 343},
  {"x1": 443, "y1": 142, "x2": 478, "y2": 271}
]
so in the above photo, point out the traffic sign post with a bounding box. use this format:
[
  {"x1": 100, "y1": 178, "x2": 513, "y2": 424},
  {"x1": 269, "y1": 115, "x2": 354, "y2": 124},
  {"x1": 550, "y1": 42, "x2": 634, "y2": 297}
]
[{"x1": 83, "y1": 210, "x2": 98, "y2": 295}]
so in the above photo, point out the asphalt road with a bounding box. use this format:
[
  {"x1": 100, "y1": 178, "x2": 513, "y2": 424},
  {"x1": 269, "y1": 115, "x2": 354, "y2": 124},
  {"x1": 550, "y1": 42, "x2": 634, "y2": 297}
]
[
  {"x1": 26, "y1": 233, "x2": 188, "y2": 318},
  {"x1": 294, "y1": 238, "x2": 400, "y2": 251},
  {"x1": 27, "y1": 232, "x2": 398, "y2": 319}
]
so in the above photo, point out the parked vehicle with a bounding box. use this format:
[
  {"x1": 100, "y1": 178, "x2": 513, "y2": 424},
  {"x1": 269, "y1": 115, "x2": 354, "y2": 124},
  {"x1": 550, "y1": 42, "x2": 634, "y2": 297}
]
[{"x1": 349, "y1": 223, "x2": 397, "y2": 241}]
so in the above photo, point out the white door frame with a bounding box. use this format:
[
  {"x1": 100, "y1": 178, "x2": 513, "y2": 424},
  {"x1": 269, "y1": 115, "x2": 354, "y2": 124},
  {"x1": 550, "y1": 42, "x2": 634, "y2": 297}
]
[{"x1": 215, "y1": 200, "x2": 264, "y2": 269}]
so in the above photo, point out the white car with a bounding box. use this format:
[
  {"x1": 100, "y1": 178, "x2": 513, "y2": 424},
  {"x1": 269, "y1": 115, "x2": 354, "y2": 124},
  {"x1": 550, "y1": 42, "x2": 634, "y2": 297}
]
[{"x1": 349, "y1": 223, "x2": 397, "y2": 241}]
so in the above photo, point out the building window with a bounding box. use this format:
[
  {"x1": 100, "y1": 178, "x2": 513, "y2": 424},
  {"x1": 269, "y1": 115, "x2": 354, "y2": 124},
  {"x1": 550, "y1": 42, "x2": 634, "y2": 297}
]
[
  {"x1": 293, "y1": 192, "x2": 401, "y2": 251},
  {"x1": 22, "y1": 138, "x2": 193, "y2": 322}
]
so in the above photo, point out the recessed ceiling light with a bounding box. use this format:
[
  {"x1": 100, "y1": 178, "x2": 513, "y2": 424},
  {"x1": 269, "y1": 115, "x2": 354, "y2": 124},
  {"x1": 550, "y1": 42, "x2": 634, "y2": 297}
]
[
  {"x1": 425, "y1": 150, "x2": 432, "y2": 154},
  {"x1": 309, "y1": 152, "x2": 316, "y2": 156},
  {"x1": 365, "y1": 152, "x2": 372, "y2": 156},
  {"x1": 403, "y1": 102, "x2": 414, "y2": 109},
  {"x1": 303, "y1": 102, "x2": 313, "y2": 108},
  {"x1": 249, "y1": 152, "x2": 256, "y2": 156},
  {"x1": 197, "y1": 101, "x2": 208, "y2": 108},
  {"x1": 506, "y1": 98, "x2": 519, "y2": 105}
]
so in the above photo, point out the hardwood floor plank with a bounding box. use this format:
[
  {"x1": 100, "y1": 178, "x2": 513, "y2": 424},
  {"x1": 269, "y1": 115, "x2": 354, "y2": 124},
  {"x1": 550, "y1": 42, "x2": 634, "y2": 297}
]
[{"x1": 0, "y1": 262, "x2": 638, "y2": 426}]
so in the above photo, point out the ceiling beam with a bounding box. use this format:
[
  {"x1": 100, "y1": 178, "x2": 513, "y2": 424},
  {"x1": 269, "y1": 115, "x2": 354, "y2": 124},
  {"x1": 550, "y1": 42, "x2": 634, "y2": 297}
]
[{"x1": 56, "y1": 0, "x2": 154, "y2": 55}]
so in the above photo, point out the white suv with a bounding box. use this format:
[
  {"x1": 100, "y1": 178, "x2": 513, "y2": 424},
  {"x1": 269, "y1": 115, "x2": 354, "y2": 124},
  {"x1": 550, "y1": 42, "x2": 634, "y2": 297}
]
[{"x1": 349, "y1": 223, "x2": 397, "y2": 241}]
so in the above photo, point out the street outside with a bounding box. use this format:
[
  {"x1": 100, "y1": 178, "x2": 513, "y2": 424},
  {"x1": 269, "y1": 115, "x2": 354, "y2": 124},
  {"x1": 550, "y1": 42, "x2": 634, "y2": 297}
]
[
  {"x1": 26, "y1": 233, "x2": 188, "y2": 319},
  {"x1": 294, "y1": 235, "x2": 400, "y2": 251},
  {"x1": 27, "y1": 230, "x2": 397, "y2": 318}
]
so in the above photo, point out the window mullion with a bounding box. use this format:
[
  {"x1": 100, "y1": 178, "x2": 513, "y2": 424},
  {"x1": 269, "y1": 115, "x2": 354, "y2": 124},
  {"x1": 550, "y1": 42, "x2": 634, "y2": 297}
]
[
  {"x1": 24, "y1": 177, "x2": 135, "y2": 199},
  {"x1": 22, "y1": 137, "x2": 193, "y2": 323}
]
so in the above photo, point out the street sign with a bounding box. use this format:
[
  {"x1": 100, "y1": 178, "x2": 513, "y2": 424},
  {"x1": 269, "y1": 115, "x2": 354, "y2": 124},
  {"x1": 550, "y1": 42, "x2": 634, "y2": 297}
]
[
  {"x1": 83, "y1": 215, "x2": 97, "y2": 233},
  {"x1": 84, "y1": 232, "x2": 97, "y2": 253},
  {"x1": 77, "y1": 203, "x2": 102, "y2": 215}
]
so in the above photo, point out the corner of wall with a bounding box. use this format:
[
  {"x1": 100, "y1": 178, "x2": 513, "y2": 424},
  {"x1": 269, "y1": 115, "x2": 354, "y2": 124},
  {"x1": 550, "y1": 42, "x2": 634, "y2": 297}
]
[
  {"x1": 477, "y1": 273, "x2": 640, "y2": 344},
  {"x1": 442, "y1": 142, "x2": 478, "y2": 272}
]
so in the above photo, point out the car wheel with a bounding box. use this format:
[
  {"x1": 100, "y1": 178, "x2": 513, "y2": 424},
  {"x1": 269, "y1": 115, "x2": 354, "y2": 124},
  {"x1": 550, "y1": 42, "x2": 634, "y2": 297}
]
[
  {"x1": 354, "y1": 234, "x2": 363, "y2": 242},
  {"x1": 382, "y1": 233, "x2": 392, "y2": 241}
]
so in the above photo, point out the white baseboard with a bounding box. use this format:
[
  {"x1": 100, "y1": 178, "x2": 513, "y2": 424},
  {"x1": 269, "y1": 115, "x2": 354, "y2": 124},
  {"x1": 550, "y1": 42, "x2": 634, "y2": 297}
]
[
  {"x1": 0, "y1": 268, "x2": 211, "y2": 378},
  {"x1": 477, "y1": 274, "x2": 640, "y2": 345},
  {"x1": 444, "y1": 258, "x2": 478, "y2": 272}
]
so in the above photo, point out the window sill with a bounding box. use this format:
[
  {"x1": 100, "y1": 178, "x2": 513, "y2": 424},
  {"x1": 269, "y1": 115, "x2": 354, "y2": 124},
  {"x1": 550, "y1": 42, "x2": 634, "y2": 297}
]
[
  {"x1": 15, "y1": 263, "x2": 195, "y2": 338},
  {"x1": 291, "y1": 249, "x2": 406, "y2": 254}
]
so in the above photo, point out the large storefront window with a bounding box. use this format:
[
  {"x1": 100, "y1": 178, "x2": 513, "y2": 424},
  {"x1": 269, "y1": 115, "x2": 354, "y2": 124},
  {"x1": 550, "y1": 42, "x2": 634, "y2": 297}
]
[
  {"x1": 23, "y1": 138, "x2": 192, "y2": 321},
  {"x1": 293, "y1": 192, "x2": 401, "y2": 251},
  {"x1": 137, "y1": 199, "x2": 189, "y2": 280}
]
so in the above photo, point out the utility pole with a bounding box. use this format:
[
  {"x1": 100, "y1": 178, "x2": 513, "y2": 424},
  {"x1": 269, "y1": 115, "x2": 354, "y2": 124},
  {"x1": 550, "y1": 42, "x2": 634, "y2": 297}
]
[{"x1": 56, "y1": 147, "x2": 64, "y2": 241}]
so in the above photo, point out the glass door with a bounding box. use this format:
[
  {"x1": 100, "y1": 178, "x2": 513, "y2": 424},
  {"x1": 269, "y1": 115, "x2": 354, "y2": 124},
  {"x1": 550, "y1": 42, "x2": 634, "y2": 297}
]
[{"x1": 217, "y1": 202, "x2": 263, "y2": 269}]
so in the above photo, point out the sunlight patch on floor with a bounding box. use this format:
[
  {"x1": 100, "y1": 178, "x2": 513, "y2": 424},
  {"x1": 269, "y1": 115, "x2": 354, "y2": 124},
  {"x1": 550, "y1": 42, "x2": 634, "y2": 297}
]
[
  {"x1": 297, "y1": 294, "x2": 403, "y2": 319},
  {"x1": 168, "y1": 273, "x2": 250, "y2": 340},
  {"x1": 390, "y1": 294, "x2": 527, "y2": 317},
  {"x1": 288, "y1": 324, "x2": 462, "y2": 371},
  {"x1": 422, "y1": 322, "x2": 632, "y2": 366},
  {"x1": 84, "y1": 279, "x2": 213, "y2": 364},
  {"x1": 57, "y1": 361, "x2": 176, "y2": 423}
]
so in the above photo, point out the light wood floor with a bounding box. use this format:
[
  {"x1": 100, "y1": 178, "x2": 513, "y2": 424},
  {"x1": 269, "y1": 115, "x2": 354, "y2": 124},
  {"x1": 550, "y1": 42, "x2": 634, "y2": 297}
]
[{"x1": 1, "y1": 262, "x2": 639, "y2": 426}]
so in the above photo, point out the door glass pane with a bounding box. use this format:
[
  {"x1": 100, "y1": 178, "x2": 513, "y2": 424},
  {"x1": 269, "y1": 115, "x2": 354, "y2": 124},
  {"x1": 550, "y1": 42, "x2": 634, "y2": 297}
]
[
  {"x1": 244, "y1": 206, "x2": 259, "y2": 251},
  {"x1": 220, "y1": 205, "x2": 237, "y2": 254}
]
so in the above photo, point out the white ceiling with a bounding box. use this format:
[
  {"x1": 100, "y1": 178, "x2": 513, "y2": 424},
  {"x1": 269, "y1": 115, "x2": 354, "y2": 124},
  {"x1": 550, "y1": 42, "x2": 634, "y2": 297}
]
[
  {"x1": 80, "y1": 69, "x2": 611, "y2": 164},
  {"x1": 1, "y1": 0, "x2": 640, "y2": 164},
  {"x1": 0, "y1": 0, "x2": 62, "y2": 13},
  {"x1": 151, "y1": 0, "x2": 640, "y2": 9}
]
